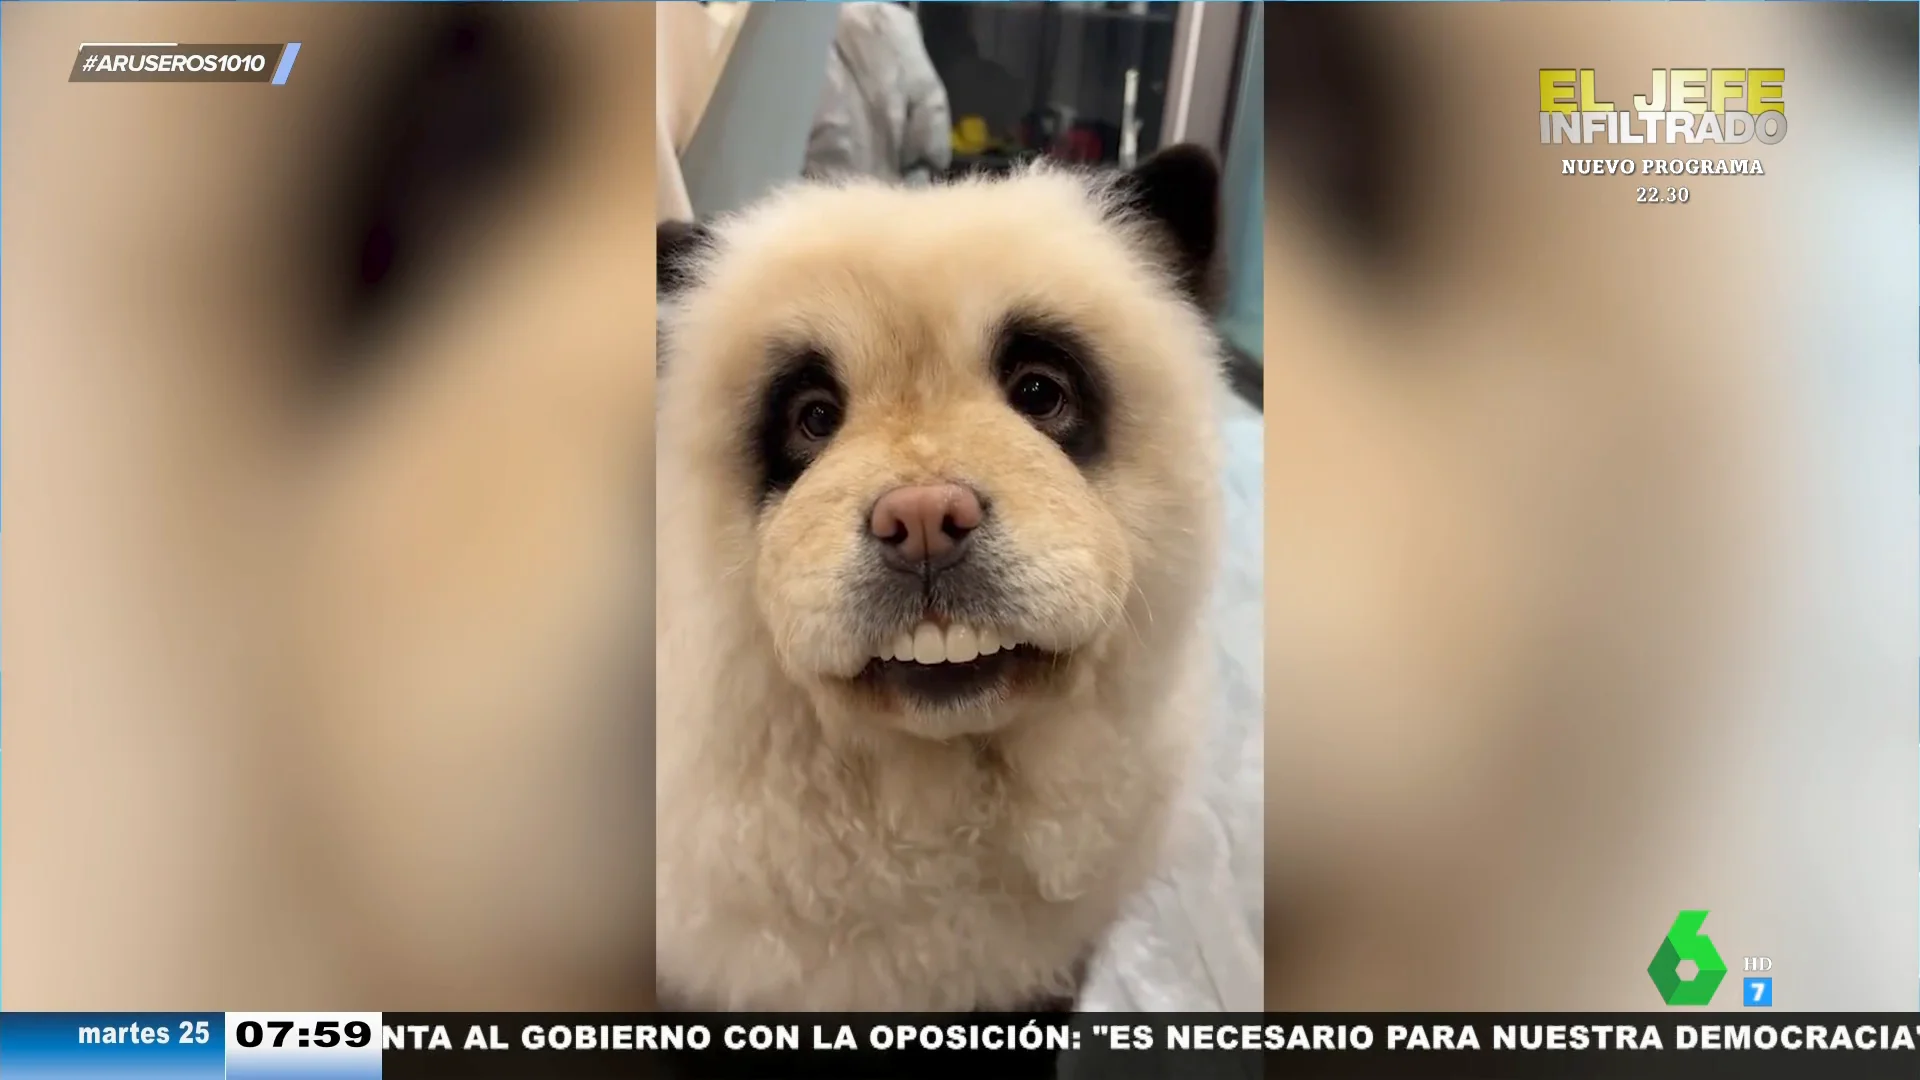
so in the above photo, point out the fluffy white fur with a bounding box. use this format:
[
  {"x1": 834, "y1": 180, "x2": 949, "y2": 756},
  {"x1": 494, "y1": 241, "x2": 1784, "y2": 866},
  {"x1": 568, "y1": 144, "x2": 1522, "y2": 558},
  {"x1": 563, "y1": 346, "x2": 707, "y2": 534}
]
[{"x1": 655, "y1": 166, "x2": 1224, "y2": 1010}]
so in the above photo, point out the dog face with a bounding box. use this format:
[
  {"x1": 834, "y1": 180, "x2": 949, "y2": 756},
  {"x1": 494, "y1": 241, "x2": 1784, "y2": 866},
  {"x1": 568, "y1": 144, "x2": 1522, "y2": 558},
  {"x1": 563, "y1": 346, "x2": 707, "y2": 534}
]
[{"x1": 658, "y1": 150, "x2": 1223, "y2": 741}]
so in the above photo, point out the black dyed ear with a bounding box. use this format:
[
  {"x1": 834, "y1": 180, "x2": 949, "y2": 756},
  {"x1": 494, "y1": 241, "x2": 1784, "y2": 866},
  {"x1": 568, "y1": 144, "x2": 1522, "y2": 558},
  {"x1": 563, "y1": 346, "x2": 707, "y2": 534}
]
[
  {"x1": 657, "y1": 221, "x2": 711, "y2": 296},
  {"x1": 1114, "y1": 144, "x2": 1221, "y2": 310}
]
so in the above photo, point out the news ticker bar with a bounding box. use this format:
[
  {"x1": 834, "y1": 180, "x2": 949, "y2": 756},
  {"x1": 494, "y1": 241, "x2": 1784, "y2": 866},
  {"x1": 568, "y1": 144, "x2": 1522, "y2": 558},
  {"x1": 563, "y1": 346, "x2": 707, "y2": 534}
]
[
  {"x1": 5, "y1": 1014, "x2": 1920, "y2": 1080},
  {"x1": 69, "y1": 43, "x2": 303, "y2": 84}
]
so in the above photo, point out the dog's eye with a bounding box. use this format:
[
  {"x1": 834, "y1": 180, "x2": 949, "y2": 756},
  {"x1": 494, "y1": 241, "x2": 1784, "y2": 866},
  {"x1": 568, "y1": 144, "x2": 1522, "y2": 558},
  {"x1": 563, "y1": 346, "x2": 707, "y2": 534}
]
[
  {"x1": 791, "y1": 392, "x2": 845, "y2": 444},
  {"x1": 993, "y1": 324, "x2": 1107, "y2": 466},
  {"x1": 1006, "y1": 365, "x2": 1072, "y2": 424},
  {"x1": 756, "y1": 353, "x2": 845, "y2": 498}
]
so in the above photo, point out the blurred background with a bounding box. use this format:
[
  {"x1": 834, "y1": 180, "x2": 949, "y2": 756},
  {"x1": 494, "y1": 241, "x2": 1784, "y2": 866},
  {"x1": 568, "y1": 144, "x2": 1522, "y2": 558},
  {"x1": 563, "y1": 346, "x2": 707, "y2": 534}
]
[
  {"x1": 1263, "y1": 2, "x2": 1917, "y2": 1010},
  {"x1": 5, "y1": 2, "x2": 658, "y2": 1009},
  {"x1": 656, "y1": 0, "x2": 1264, "y2": 1011}
]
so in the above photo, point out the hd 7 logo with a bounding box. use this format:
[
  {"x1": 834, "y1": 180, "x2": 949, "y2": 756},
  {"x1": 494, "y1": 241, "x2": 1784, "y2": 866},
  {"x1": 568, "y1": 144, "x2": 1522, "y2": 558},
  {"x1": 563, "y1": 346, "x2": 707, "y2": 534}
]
[{"x1": 1648, "y1": 910, "x2": 1728, "y2": 1006}]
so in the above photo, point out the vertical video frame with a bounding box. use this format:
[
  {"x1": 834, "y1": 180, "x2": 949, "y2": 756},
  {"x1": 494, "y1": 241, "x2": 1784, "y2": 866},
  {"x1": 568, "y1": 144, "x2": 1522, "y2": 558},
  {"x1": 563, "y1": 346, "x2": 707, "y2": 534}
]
[{"x1": 654, "y1": 0, "x2": 1265, "y2": 1016}]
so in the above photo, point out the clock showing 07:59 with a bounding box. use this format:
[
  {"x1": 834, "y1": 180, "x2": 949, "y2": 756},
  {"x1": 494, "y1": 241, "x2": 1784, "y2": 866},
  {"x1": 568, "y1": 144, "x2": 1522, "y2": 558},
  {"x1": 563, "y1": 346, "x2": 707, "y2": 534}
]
[{"x1": 225, "y1": 1013, "x2": 381, "y2": 1080}]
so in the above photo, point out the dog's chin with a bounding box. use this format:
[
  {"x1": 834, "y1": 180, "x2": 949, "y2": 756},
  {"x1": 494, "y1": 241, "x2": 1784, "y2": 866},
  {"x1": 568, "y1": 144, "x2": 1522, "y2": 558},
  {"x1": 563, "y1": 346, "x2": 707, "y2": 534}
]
[{"x1": 887, "y1": 699, "x2": 1022, "y2": 741}]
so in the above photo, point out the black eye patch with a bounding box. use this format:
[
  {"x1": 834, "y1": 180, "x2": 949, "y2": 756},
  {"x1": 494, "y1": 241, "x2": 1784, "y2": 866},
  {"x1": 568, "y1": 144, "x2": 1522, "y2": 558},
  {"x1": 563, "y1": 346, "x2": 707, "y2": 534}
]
[
  {"x1": 992, "y1": 317, "x2": 1109, "y2": 468},
  {"x1": 753, "y1": 351, "x2": 845, "y2": 500}
]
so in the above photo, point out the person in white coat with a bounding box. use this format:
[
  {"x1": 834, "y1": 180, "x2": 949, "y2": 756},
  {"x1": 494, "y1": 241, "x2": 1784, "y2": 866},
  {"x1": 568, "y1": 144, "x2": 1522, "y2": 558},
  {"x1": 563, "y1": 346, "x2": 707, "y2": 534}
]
[{"x1": 806, "y1": 2, "x2": 954, "y2": 186}]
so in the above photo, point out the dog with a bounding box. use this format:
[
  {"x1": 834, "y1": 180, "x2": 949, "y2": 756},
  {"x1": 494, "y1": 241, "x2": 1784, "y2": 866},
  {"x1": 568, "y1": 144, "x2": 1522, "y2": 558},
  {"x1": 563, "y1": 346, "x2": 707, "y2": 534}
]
[
  {"x1": 653, "y1": 147, "x2": 1226, "y2": 1011},
  {"x1": 1262, "y1": 3, "x2": 1917, "y2": 1009},
  {"x1": 4, "y1": 3, "x2": 658, "y2": 1009}
]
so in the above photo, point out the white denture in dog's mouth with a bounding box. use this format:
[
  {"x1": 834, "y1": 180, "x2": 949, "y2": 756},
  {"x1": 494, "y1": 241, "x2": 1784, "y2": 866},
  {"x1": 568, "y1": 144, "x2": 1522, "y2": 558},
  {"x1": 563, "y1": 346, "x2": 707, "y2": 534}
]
[
  {"x1": 858, "y1": 617, "x2": 1057, "y2": 707},
  {"x1": 876, "y1": 620, "x2": 1021, "y2": 666}
]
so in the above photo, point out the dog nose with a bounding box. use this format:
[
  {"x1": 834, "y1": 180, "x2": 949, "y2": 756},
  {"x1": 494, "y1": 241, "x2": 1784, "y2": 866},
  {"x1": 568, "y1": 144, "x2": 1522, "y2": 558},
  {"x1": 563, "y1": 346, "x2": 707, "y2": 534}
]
[{"x1": 870, "y1": 483, "x2": 984, "y2": 573}]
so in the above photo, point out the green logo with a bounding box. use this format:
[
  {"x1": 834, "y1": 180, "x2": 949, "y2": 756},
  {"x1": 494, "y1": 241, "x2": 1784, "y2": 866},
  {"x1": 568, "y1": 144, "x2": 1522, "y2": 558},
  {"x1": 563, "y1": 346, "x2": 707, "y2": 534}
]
[{"x1": 1648, "y1": 909, "x2": 1728, "y2": 1006}]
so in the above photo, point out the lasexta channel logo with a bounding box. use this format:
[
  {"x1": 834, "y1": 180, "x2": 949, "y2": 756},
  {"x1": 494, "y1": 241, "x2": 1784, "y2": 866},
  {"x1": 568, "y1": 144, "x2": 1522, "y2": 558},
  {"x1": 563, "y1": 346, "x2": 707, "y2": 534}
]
[{"x1": 1648, "y1": 909, "x2": 1728, "y2": 1005}]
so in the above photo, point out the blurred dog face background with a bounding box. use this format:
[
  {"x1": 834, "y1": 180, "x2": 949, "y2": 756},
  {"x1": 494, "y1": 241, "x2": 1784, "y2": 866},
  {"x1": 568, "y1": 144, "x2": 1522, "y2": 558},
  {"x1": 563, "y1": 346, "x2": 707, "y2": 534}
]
[
  {"x1": 4, "y1": 4, "x2": 657, "y2": 1008},
  {"x1": 1264, "y1": 4, "x2": 1917, "y2": 1008}
]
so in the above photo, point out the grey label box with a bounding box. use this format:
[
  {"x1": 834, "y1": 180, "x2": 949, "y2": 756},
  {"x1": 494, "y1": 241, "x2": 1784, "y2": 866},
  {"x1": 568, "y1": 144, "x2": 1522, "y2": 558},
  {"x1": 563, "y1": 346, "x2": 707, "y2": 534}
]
[{"x1": 69, "y1": 43, "x2": 288, "y2": 84}]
